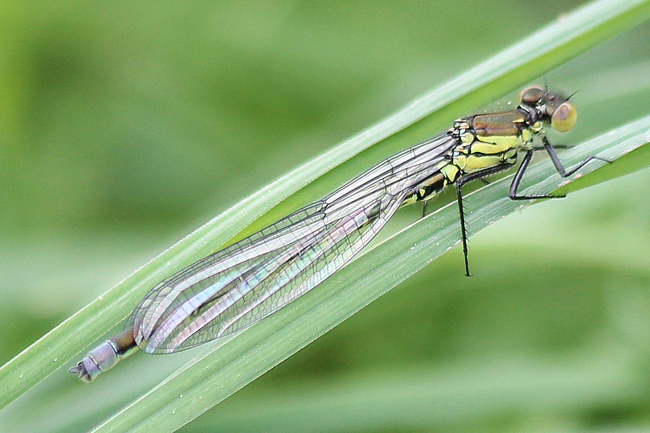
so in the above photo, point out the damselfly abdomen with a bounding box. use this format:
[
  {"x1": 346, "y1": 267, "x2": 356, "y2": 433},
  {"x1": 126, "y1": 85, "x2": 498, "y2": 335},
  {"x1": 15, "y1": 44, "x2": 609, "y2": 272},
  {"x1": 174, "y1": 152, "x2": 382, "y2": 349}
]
[{"x1": 71, "y1": 85, "x2": 604, "y2": 382}]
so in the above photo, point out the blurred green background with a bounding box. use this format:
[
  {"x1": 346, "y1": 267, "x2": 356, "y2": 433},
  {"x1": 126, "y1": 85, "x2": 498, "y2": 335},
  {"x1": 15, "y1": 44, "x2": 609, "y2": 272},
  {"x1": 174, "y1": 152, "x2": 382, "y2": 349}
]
[{"x1": 1, "y1": 0, "x2": 649, "y2": 432}]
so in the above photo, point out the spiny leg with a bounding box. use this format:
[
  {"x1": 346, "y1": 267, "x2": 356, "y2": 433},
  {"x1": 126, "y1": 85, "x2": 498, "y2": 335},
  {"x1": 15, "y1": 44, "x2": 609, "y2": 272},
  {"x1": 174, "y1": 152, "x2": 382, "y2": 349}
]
[
  {"x1": 542, "y1": 136, "x2": 611, "y2": 177},
  {"x1": 455, "y1": 164, "x2": 510, "y2": 276},
  {"x1": 509, "y1": 137, "x2": 610, "y2": 200},
  {"x1": 531, "y1": 143, "x2": 573, "y2": 151},
  {"x1": 455, "y1": 181, "x2": 471, "y2": 276},
  {"x1": 508, "y1": 149, "x2": 557, "y2": 200}
]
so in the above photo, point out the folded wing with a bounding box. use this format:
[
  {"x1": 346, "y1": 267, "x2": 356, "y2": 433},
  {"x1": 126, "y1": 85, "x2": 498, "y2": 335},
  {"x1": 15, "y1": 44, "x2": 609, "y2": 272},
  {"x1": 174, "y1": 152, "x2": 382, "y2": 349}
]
[{"x1": 128, "y1": 133, "x2": 455, "y2": 353}]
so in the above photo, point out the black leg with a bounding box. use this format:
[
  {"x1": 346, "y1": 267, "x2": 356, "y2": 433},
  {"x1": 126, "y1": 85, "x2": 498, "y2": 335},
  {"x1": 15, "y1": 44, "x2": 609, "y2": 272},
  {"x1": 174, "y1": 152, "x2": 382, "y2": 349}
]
[
  {"x1": 510, "y1": 137, "x2": 610, "y2": 200},
  {"x1": 455, "y1": 181, "x2": 471, "y2": 276},
  {"x1": 531, "y1": 143, "x2": 572, "y2": 151},
  {"x1": 455, "y1": 163, "x2": 511, "y2": 277},
  {"x1": 509, "y1": 149, "x2": 562, "y2": 200},
  {"x1": 542, "y1": 136, "x2": 611, "y2": 177}
]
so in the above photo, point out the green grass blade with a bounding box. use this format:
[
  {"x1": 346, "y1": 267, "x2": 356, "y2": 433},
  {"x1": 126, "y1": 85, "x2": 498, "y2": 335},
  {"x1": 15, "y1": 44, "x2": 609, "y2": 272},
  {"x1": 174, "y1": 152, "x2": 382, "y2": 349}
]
[
  {"x1": 0, "y1": 0, "x2": 648, "y2": 419},
  {"x1": 92, "y1": 116, "x2": 650, "y2": 432},
  {"x1": 181, "y1": 356, "x2": 643, "y2": 433}
]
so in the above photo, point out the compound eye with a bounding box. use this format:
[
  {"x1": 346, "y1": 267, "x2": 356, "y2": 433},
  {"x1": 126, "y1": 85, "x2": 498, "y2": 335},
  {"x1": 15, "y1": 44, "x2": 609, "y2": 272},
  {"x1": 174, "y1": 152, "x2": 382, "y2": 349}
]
[
  {"x1": 551, "y1": 102, "x2": 577, "y2": 133},
  {"x1": 519, "y1": 85, "x2": 545, "y2": 105}
]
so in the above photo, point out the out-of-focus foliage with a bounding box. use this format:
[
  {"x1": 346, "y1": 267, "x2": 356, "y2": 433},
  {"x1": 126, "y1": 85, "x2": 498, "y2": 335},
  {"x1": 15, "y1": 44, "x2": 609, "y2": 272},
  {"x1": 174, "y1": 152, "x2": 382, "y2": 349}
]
[{"x1": 0, "y1": 0, "x2": 649, "y2": 432}]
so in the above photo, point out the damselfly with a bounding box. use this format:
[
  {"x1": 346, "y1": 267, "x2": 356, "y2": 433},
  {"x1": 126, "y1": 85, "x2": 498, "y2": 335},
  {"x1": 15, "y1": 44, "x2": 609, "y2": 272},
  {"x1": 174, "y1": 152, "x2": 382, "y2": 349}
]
[{"x1": 71, "y1": 85, "x2": 605, "y2": 382}]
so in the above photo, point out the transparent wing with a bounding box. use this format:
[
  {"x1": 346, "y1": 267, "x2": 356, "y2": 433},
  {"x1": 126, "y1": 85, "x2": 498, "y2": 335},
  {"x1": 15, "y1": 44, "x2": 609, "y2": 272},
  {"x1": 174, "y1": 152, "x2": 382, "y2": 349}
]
[{"x1": 128, "y1": 132, "x2": 457, "y2": 353}]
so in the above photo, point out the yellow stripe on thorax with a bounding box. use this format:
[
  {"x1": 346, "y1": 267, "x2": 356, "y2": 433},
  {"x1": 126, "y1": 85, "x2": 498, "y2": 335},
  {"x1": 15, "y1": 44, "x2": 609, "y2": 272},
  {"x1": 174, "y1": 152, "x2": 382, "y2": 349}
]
[{"x1": 448, "y1": 110, "x2": 533, "y2": 175}]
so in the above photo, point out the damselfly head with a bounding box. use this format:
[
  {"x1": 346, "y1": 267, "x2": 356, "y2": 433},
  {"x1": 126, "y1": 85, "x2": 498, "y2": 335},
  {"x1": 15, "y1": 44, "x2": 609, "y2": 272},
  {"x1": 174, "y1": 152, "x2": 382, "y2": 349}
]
[{"x1": 519, "y1": 85, "x2": 577, "y2": 133}]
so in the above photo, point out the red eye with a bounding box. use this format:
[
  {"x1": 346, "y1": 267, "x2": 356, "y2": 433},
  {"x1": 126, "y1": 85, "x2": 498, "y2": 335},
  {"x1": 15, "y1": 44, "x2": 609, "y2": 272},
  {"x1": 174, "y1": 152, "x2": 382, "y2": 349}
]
[{"x1": 519, "y1": 85, "x2": 545, "y2": 105}]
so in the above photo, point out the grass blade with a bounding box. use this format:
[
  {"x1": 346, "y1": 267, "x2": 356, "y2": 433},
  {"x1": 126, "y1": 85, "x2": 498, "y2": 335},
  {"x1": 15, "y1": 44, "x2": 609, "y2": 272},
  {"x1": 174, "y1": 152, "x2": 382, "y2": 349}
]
[
  {"x1": 93, "y1": 115, "x2": 650, "y2": 432},
  {"x1": 0, "y1": 0, "x2": 648, "y2": 425}
]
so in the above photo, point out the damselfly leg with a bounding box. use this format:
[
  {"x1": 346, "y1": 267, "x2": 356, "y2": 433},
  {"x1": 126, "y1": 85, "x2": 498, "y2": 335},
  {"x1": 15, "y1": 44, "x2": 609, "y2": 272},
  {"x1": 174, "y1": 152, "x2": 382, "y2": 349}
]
[
  {"x1": 455, "y1": 136, "x2": 609, "y2": 277},
  {"x1": 509, "y1": 137, "x2": 611, "y2": 200}
]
